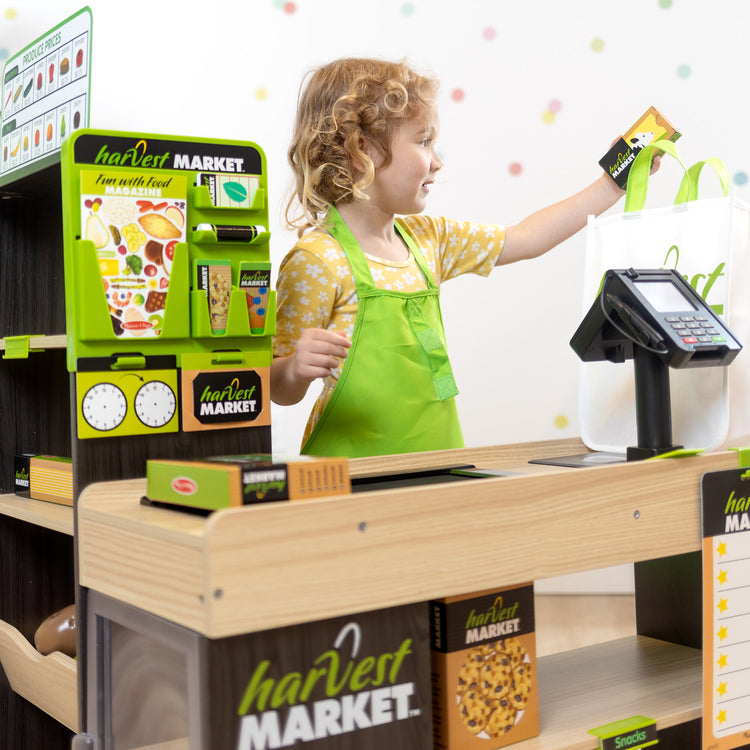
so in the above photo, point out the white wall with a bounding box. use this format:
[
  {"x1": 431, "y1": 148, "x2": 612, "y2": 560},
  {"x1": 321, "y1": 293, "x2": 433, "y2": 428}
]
[{"x1": 4, "y1": 0, "x2": 749, "y2": 591}]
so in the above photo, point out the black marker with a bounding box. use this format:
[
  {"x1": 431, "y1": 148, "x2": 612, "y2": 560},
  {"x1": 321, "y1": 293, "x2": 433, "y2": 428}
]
[{"x1": 195, "y1": 224, "x2": 265, "y2": 242}]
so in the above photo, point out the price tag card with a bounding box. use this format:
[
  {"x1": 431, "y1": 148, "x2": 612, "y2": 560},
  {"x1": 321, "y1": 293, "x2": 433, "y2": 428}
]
[{"x1": 701, "y1": 469, "x2": 750, "y2": 750}]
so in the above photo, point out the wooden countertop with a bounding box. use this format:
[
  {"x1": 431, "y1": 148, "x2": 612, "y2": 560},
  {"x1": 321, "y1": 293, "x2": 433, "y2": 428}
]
[{"x1": 77, "y1": 437, "x2": 738, "y2": 639}]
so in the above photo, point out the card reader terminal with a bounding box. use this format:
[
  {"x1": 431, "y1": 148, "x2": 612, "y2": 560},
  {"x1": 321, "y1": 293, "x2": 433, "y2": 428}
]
[{"x1": 571, "y1": 268, "x2": 741, "y2": 369}]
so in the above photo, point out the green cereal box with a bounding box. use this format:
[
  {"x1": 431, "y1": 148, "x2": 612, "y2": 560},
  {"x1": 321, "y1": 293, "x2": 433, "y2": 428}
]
[{"x1": 430, "y1": 584, "x2": 538, "y2": 749}]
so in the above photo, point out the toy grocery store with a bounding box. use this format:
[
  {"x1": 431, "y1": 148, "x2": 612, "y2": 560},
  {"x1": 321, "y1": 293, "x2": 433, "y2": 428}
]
[{"x1": 2, "y1": 3, "x2": 750, "y2": 750}]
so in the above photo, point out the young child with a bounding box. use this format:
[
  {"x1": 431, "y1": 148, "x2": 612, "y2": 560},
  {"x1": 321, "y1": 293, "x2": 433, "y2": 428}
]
[{"x1": 271, "y1": 57, "x2": 627, "y2": 458}]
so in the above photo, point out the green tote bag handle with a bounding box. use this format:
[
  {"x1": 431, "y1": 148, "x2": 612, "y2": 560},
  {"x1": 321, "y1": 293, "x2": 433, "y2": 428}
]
[{"x1": 624, "y1": 138, "x2": 729, "y2": 212}]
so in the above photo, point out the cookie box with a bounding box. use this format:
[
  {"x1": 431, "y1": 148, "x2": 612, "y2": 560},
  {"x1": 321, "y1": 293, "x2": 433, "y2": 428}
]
[
  {"x1": 146, "y1": 454, "x2": 350, "y2": 511},
  {"x1": 430, "y1": 584, "x2": 538, "y2": 749},
  {"x1": 599, "y1": 106, "x2": 681, "y2": 188}
]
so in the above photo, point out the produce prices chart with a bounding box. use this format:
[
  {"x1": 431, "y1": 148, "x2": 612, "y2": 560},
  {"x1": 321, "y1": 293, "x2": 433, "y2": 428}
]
[
  {"x1": 80, "y1": 169, "x2": 187, "y2": 338},
  {"x1": 0, "y1": 7, "x2": 91, "y2": 180},
  {"x1": 701, "y1": 469, "x2": 750, "y2": 750}
]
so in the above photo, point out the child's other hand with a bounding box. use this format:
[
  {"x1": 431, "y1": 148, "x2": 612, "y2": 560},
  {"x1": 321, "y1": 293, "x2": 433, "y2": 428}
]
[{"x1": 293, "y1": 328, "x2": 351, "y2": 383}]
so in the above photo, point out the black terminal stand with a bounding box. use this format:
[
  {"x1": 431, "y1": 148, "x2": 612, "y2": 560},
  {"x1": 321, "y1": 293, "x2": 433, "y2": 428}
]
[
  {"x1": 570, "y1": 268, "x2": 742, "y2": 462},
  {"x1": 627, "y1": 346, "x2": 681, "y2": 460}
]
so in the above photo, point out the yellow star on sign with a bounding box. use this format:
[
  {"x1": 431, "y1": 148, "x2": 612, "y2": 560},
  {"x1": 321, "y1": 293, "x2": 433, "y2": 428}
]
[
  {"x1": 717, "y1": 653, "x2": 728, "y2": 669},
  {"x1": 718, "y1": 598, "x2": 729, "y2": 613},
  {"x1": 716, "y1": 709, "x2": 727, "y2": 724},
  {"x1": 716, "y1": 541, "x2": 727, "y2": 556},
  {"x1": 717, "y1": 625, "x2": 729, "y2": 641},
  {"x1": 717, "y1": 569, "x2": 728, "y2": 585},
  {"x1": 717, "y1": 682, "x2": 728, "y2": 697}
]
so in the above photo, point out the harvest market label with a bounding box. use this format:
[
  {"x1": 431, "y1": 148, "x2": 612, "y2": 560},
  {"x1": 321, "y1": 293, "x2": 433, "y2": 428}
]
[
  {"x1": 204, "y1": 603, "x2": 431, "y2": 749},
  {"x1": 701, "y1": 469, "x2": 750, "y2": 750},
  {"x1": 180, "y1": 366, "x2": 270, "y2": 432}
]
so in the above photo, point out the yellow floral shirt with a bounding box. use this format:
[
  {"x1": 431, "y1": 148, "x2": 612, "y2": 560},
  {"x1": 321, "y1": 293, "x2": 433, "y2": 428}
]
[{"x1": 274, "y1": 214, "x2": 505, "y2": 446}]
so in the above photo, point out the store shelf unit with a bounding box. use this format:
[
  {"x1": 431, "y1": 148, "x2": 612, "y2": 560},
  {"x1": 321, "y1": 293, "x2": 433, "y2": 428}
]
[
  {"x1": 0, "y1": 132, "x2": 274, "y2": 749},
  {"x1": 77, "y1": 437, "x2": 740, "y2": 750},
  {"x1": 0, "y1": 164, "x2": 78, "y2": 749}
]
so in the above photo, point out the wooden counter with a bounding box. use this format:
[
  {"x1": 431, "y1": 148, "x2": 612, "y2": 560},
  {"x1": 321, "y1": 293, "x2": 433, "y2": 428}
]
[
  {"x1": 78, "y1": 437, "x2": 736, "y2": 638},
  {"x1": 77, "y1": 437, "x2": 738, "y2": 749}
]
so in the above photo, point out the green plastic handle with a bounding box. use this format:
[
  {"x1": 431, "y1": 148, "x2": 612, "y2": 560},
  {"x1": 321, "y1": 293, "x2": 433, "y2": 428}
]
[
  {"x1": 110, "y1": 355, "x2": 147, "y2": 370},
  {"x1": 674, "y1": 157, "x2": 730, "y2": 203},
  {"x1": 624, "y1": 139, "x2": 688, "y2": 213}
]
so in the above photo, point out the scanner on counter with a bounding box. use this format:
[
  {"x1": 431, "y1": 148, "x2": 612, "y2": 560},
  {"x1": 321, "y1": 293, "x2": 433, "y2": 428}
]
[
  {"x1": 571, "y1": 268, "x2": 741, "y2": 369},
  {"x1": 570, "y1": 268, "x2": 742, "y2": 460}
]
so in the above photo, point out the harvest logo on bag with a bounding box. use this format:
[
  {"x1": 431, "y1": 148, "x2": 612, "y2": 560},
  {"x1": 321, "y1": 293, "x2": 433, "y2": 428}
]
[{"x1": 663, "y1": 244, "x2": 725, "y2": 315}]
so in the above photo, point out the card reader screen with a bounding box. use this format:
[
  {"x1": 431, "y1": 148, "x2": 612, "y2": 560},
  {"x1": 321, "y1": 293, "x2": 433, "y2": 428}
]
[{"x1": 634, "y1": 280, "x2": 697, "y2": 313}]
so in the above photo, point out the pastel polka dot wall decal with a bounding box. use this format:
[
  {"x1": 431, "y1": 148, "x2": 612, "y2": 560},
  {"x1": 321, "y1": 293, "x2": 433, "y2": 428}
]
[
  {"x1": 734, "y1": 171, "x2": 748, "y2": 187},
  {"x1": 450, "y1": 88, "x2": 465, "y2": 102},
  {"x1": 591, "y1": 37, "x2": 605, "y2": 52},
  {"x1": 542, "y1": 110, "x2": 556, "y2": 124},
  {"x1": 482, "y1": 27, "x2": 497, "y2": 41},
  {"x1": 658, "y1": 0, "x2": 673, "y2": 7},
  {"x1": 401, "y1": 2, "x2": 415, "y2": 15},
  {"x1": 4, "y1": 7, "x2": 17, "y2": 19},
  {"x1": 548, "y1": 99, "x2": 562, "y2": 114},
  {"x1": 255, "y1": 87, "x2": 269, "y2": 101},
  {"x1": 509, "y1": 162, "x2": 523, "y2": 176},
  {"x1": 677, "y1": 64, "x2": 692, "y2": 78},
  {"x1": 554, "y1": 414, "x2": 569, "y2": 430},
  {"x1": 273, "y1": 0, "x2": 296, "y2": 12}
]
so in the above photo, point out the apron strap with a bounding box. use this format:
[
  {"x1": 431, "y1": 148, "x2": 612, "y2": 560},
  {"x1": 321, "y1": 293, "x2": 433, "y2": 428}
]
[{"x1": 406, "y1": 297, "x2": 459, "y2": 400}]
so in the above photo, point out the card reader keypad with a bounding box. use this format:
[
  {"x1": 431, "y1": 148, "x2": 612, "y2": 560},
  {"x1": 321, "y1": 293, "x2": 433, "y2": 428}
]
[{"x1": 666, "y1": 314, "x2": 725, "y2": 345}]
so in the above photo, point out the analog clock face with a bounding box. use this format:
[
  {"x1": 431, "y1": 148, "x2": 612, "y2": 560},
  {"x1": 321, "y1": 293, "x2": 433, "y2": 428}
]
[
  {"x1": 134, "y1": 380, "x2": 177, "y2": 428},
  {"x1": 81, "y1": 382, "x2": 128, "y2": 432}
]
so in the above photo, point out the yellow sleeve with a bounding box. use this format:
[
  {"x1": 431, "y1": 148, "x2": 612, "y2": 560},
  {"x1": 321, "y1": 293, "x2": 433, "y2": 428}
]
[{"x1": 400, "y1": 215, "x2": 506, "y2": 284}]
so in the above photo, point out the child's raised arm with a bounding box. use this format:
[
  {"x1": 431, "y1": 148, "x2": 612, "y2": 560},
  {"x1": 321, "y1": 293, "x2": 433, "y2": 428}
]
[{"x1": 498, "y1": 173, "x2": 624, "y2": 266}]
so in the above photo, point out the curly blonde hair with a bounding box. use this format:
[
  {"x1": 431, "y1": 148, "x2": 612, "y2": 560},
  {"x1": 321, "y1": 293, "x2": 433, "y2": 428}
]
[{"x1": 285, "y1": 57, "x2": 439, "y2": 234}]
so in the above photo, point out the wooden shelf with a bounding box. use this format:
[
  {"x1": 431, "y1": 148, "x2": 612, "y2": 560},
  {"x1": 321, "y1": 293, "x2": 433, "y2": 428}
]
[
  {"x1": 0, "y1": 493, "x2": 73, "y2": 535},
  {"x1": 0, "y1": 334, "x2": 67, "y2": 352},
  {"x1": 78, "y1": 439, "x2": 738, "y2": 638},
  {"x1": 529, "y1": 636, "x2": 699, "y2": 749},
  {"x1": 0, "y1": 619, "x2": 78, "y2": 732}
]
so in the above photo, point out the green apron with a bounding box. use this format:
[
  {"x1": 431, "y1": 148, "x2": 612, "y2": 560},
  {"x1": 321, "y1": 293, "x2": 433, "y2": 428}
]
[{"x1": 302, "y1": 207, "x2": 464, "y2": 458}]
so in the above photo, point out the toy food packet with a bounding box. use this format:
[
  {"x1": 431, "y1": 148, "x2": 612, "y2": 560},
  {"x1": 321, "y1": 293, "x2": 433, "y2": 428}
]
[
  {"x1": 239, "y1": 261, "x2": 271, "y2": 334},
  {"x1": 194, "y1": 259, "x2": 232, "y2": 335},
  {"x1": 600, "y1": 106, "x2": 681, "y2": 189},
  {"x1": 80, "y1": 169, "x2": 187, "y2": 337},
  {"x1": 430, "y1": 584, "x2": 539, "y2": 749}
]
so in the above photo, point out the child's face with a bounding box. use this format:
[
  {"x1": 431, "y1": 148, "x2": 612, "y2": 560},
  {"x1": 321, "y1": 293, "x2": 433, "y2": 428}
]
[{"x1": 364, "y1": 112, "x2": 442, "y2": 216}]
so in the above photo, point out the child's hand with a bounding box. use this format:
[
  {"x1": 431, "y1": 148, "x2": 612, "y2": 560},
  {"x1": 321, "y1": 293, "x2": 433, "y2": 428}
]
[{"x1": 293, "y1": 328, "x2": 351, "y2": 383}]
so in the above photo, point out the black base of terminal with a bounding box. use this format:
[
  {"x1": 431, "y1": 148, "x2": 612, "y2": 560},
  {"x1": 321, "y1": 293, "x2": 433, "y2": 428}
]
[{"x1": 626, "y1": 444, "x2": 683, "y2": 461}]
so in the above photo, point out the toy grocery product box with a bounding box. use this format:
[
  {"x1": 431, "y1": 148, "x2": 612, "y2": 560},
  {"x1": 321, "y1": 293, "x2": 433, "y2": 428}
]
[
  {"x1": 430, "y1": 584, "x2": 538, "y2": 749},
  {"x1": 29, "y1": 455, "x2": 74, "y2": 506},
  {"x1": 599, "y1": 106, "x2": 681, "y2": 188},
  {"x1": 146, "y1": 454, "x2": 350, "y2": 511}
]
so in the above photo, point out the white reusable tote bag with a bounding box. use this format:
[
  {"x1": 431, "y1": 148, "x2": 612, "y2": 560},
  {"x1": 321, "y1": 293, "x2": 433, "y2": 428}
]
[{"x1": 579, "y1": 140, "x2": 750, "y2": 453}]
